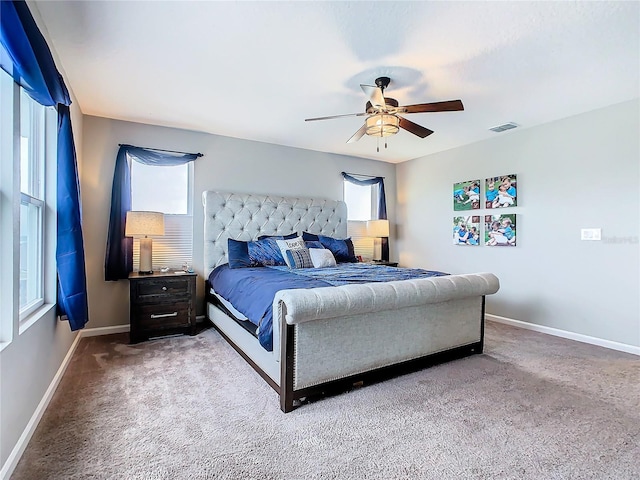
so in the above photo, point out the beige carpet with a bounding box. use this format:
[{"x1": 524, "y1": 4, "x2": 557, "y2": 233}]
[{"x1": 11, "y1": 321, "x2": 640, "y2": 480}]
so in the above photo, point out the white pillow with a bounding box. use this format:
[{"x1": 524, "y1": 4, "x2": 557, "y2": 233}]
[
  {"x1": 309, "y1": 248, "x2": 337, "y2": 268},
  {"x1": 276, "y1": 236, "x2": 307, "y2": 268}
]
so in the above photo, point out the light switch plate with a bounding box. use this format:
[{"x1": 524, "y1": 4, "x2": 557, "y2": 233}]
[{"x1": 581, "y1": 228, "x2": 601, "y2": 241}]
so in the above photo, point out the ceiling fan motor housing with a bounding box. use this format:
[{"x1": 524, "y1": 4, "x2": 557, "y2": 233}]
[{"x1": 366, "y1": 97, "x2": 399, "y2": 114}]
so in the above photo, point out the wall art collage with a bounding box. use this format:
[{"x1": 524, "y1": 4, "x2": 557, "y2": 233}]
[{"x1": 453, "y1": 174, "x2": 518, "y2": 247}]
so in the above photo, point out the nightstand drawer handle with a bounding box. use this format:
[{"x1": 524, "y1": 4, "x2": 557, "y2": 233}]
[
  {"x1": 150, "y1": 312, "x2": 178, "y2": 319},
  {"x1": 161, "y1": 286, "x2": 167, "y2": 291}
]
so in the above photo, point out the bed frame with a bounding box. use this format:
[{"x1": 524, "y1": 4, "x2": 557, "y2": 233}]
[{"x1": 203, "y1": 191, "x2": 500, "y2": 412}]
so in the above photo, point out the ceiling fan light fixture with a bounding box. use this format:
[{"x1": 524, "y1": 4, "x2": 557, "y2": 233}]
[{"x1": 365, "y1": 114, "x2": 399, "y2": 137}]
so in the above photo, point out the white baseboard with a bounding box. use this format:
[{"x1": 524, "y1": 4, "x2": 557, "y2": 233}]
[
  {"x1": 79, "y1": 324, "x2": 129, "y2": 337},
  {"x1": 486, "y1": 314, "x2": 640, "y2": 356},
  {"x1": 79, "y1": 320, "x2": 210, "y2": 337},
  {"x1": 0, "y1": 331, "x2": 83, "y2": 480},
  {"x1": 80, "y1": 321, "x2": 207, "y2": 337}
]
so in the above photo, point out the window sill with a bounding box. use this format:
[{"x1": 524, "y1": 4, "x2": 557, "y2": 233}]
[{"x1": 19, "y1": 303, "x2": 56, "y2": 335}]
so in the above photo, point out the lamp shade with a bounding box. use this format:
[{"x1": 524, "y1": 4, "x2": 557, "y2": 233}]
[
  {"x1": 125, "y1": 211, "x2": 165, "y2": 237},
  {"x1": 365, "y1": 114, "x2": 400, "y2": 137},
  {"x1": 366, "y1": 219, "x2": 390, "y2": 238}
]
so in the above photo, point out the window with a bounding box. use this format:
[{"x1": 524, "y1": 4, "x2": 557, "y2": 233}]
[
  {"x1": 344, "y1": 181, "x2": 374, "y2": 221},
  {"x1": 131, "y1": 161, "x2": 190, "y2": 214},
  {"x1": 343, "y1": 179, "x2": 377, "y2": 260},
  {"x1": 130, "y1": 159, "x2": 193, "y2": 270},
  {"x1": 19, "y1": 89, "x2": 46, "y2": 318},
  {"x1": 0, "y1": 70, "x2": 56, "y2": 342}
]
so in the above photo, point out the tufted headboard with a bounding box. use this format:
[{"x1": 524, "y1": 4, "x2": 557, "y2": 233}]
[{"x1": 203, "y1": 191, "x2": 348, "y2": 274}]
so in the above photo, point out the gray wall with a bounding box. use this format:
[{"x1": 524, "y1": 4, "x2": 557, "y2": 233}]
[
  {"x1": 396, "y1": 100, "x2": 640, "y2": 347},
  {"x1": 81, "y1": 116, "x2": 396, "y2": 329}
]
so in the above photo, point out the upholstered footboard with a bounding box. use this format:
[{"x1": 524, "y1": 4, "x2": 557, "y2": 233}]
[{"x1": 274, "y1": 272, "x2": 499, "y2": 412}]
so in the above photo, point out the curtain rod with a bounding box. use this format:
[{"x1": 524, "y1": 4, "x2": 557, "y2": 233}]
[
  {"x1": 118, "y1": 144, "x2": 203, "y2": 157},
  {"x1": 343, "y1": 171, "x2": 385, "y2": 179}
]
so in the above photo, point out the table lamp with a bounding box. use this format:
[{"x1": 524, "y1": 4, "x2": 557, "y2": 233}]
[
  {"x1": 125, "y1": 211, "x2": 165, "y2": 274},
  {"x1": 366, "y1": 219, "x2": 390, "y2": 262}
]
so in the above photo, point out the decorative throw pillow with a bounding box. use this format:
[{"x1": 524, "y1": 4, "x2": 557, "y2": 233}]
[
  {"x1": 304, "y1": 240, "x2": 324, "y2": 250},
  {"x1": 276, "y1": 236, "x2": 308, "y2": 268},
  {"x1": 228, "y1": 238, "x2": 256, "y2": 268},
  {"x1": 247, "y1": 237, "x2": 287, "y2": 266},
  {"x1": 285, "y1": 248, "x2": 313, "y2": 269},
  {"x1": 309, "y1": 248, "x2": 336, "y2": 268}
]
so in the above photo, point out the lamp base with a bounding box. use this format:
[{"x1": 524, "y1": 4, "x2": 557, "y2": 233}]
[
  {"x1": 139, "y1": 237, "x2": 154, "y2": 274},
  {"x1": 373, "y1": 237, "x2": 390, "y2": 263}
]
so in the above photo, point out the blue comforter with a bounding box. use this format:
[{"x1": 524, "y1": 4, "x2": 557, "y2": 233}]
[{"x1": 208, "y1": 263, "x2": 448, "y2": 351}]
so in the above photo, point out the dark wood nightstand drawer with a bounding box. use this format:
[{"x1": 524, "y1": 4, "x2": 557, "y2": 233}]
[
  {"x1": 134, "y1": 277, "x2": 191, "y2": 300},
  {"x1": 134, "y1": 302, "x2": 191, "y2": 330}
]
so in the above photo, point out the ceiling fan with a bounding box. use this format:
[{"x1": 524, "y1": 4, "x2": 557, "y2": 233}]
[{"x1": 305, "y1": 77, "x2": 464, "y2": 150}]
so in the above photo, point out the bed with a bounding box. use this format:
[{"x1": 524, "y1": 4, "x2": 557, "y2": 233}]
[{"x1": 203, "y1": 191, "x2": 500, "y2": 412}]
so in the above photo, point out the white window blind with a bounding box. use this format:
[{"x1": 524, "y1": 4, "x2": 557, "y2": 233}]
[
  {"x1": 347, "y1": 220, "x2": 374, "y2": 261},
  {"x1": 132, "y1": 214, "x2": 193, "y2": 270}
]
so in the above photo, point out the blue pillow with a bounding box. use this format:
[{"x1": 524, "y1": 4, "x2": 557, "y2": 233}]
[
  {"x1": 247, "y1": 237, "x2": 287, "y2": 266},
  {"x1": 318, "y1": 235, "x2": 358, "y2": 263},
  {"x1": 257, "y1": 233, "x2": 298, "y2": 241},
  {"x1": 304, "y1": 240, "x2": 324, "y2": 250},
  {"x1": 302, "y1": 231, "x2": 319, "y2": 241},
  {"x1": 302, "y1": 232, "x2": 357, "y2": 263},
  {"x1": 285, "y1": 248, "x2": 313, "y2": 269},
  {"x1": 228, "y1": 238, "x2": 255, "y2": 268}
]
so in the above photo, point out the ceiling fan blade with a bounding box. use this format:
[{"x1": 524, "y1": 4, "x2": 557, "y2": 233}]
[
  {"x1": 346, "y1": 124, "x2": 367, "y2": 143},
  {"x1": 398, "y1": 116, "x2": 434, "y2": 138},
  {"x1": 305, "y1": 112, "x2": 367, "y2": 122},
  {"x1": 400, "y1": 100, "x2": 464, "y2": 114},
  {"x1": 360, "y1": 84, "x2": 386, "y2": 108}
]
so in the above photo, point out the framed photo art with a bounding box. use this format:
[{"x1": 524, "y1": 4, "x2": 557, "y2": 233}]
[
  {"x1": 453, "y1": 216, "x2": 480, "y2": 246},
  {"x1": 453, "y1": 179, "x2": 481, "y2": 211},
  {"x1": 485, "y1": 214, "x2": 517, "y2": 246},
  {"x1": 485, "y1": 174, "x2": 517, "y2": 209}
]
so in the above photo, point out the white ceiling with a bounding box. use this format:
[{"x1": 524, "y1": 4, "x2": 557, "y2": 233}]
[{"x1": 34, "y1": 1, "x2": 639, "y2": 164}]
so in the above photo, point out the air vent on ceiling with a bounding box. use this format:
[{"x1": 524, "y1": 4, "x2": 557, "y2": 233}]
[{"x1": 489, "y1": 122, "x2": 518, "y2": 133}]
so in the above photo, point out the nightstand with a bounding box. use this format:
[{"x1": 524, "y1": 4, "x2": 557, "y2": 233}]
[{"x1": 128, "y1": 271, "x2": 197, "y2": 343}]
